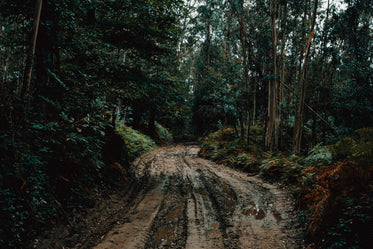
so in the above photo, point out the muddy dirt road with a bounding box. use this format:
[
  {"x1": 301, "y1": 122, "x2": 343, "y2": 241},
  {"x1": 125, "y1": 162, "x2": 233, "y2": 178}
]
[{"x1": 92, "y1": 145, "x2": 305, "y2": 249}]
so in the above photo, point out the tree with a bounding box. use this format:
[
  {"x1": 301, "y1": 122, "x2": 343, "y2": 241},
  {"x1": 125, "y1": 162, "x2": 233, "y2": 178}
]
[{"x1": 293, "y1": 0, "x2": 319, "y2": 154}]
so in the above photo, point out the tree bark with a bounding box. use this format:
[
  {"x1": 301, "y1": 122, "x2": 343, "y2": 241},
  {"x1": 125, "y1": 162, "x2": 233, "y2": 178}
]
[
  {"x1": 265, "y1": 0, "x2": 279, "y2": 151},
  {"x1": 25, "y1": 0, "x2": 43, "y2": 98},
  {"x1": 229, "y1": 0, "x2": 250, "y2": 142},
  {"x1": 293, "y1": 0, "x2": 318, "y2": 154}
]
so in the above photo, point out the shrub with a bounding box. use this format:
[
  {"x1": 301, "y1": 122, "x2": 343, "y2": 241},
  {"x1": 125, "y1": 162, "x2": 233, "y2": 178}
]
[
  {"x1": 305, "y1": 144, "x2": 333, "y2": 165},
  {"x1": 199, "y1": 127, "x2": 263, "y2": 172},
  {"x1": 301, "y1": 161, "x2": 373, "y2": 248},
  {"x1": 333, "y1": 128, "x2": 373, "y2": 166},
  {"x1": 115, "y1": 124, "x2": 156, "y2": 163},
  {"x1": 154, "y1": 122, "x2": 173, "y2": 146},
  {"x1": 0, "y1": 114, "x2": 107, "y2": 247},
  {"x1": 260, "y1": 154, "x2": 304, "y2": 187},
  {"x1": 232, "y1": 153, "x2": 260, "y2": 172}
]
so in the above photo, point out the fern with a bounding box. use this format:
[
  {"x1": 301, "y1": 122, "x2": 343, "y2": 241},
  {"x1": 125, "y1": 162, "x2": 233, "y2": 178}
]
[{"x1": 305, "y1": 144, "x2": 333, "y2": 164}]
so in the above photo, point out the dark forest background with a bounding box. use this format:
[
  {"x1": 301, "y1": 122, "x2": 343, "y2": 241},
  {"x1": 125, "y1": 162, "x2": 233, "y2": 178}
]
[{"x1": 0, "y1": 0, "x2": 372, "y2": 248}]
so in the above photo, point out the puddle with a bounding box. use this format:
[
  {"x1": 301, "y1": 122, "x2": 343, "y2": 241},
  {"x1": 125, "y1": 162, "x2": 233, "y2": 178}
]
[
  {"x1": 210, "y1": 222, "x2": 219, "y2": 229},
  {"x1": 271, "y1": 209, "x2": 282, "y2": 223},
  {"x1": 198, "y1": 187, "x2": 208, "y2": 195},
  {"x1": 221, "y1": 183, "x2": 234, "y2": 198},
  {"x1": 246, "y1": 199, "x2": 255, "y2": 206},
  {"x1": 166, "y1": 199, "x2": 185, "y2": 221},
  {"x1": 242, "y1": 204, "x2": 266, "y2": 220},
  {"x1": 255, "y1": 208, "x2": 265, "y2": 219},
  {"x1": 156, "y1": 226, "x2": 175, "y2": 245},
  {"x1": 226, "y1": 200, "x2": 235, "y2": 211}
]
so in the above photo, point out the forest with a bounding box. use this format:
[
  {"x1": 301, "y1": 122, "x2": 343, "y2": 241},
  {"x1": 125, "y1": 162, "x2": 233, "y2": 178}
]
[{"x1": 0, "y1": 0, "x2": 372, "y2": 248}]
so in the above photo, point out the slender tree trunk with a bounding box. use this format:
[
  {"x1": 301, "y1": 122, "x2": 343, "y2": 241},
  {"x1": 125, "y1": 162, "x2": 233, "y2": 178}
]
[
  {"x1": 17, "y1": 40, "x2": 28, "y2": 95},
  {"x1": 2, "y1": 51, "x2": 10, "y2": 87},
  {"x1": 176, "y1": 17, "x2": 189, "y2": 67},
  {"x1": 116, "y1": 98, "x2": 122, "y2": 124},
  {"x1": 265, "y1": 0, "x2": 279, "y2": 151},
  {"x1": 246, "y1": 109, "x2": 251, "y2": 144},
  {"x1": 293, "y1": 0, "x2": 318, "y2": 154},
  {"x1": 239, "y1": 18, "x2": 250, "y2": 142},
  {"x1": 279, "y1": 5, "x2": 287, "y2": 149},
  {"x1": 205, "y1": 24, "x2": 211, "y2": 67},
  {"x1": 25, "y1": 0, "x2": 43, "y2": 98},
  {"x1": 233, "y1": 0, "x2": 250, "y2": 142},
  {"x1": 252, "y1": 81, "x2": 256, "y2": 126},
  {"x1": 239, "y1": 113, "x2": 245, "y2": 140}
]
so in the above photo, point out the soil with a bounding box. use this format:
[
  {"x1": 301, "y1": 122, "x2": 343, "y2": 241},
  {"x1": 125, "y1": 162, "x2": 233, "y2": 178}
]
[{"x1": 36, "y1": 145, "x2": 306, "y2": 249}]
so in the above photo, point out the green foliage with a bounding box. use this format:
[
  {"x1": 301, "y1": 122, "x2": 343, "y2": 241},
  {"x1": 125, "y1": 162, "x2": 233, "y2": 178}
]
[
  {"x1": 326, "y1": 194, "x2": 373, "y2": 249},
  {"x1": 334, "y1": 137, "x2": 356, "y2": 159},
  {"x1": 231, "y1": 153, "x2": 260, "y2": 172},
  {"x1": 154, "y1": 122, "x2": 173, "y2": 146},
  {"x1": 201, "y1": 126, "x2": 373, "y2": 248},
  {"x1": 0, "y1": 112, "x2": 107, "y2": 247},
  {"x1": 1, "y1": 0, "x2": 372, "y2": 247},
  {"x1": 333, "y1": 128, "x2": 373, "y2": 166},
  {"x1": 260, "y1": 154, "x2": 304, "y2": 187},
  {"x1": 199, "y1": 127, "x2": 238, "y2": 158},
  {"x1": 199, "y1": 127, "x2": 262, "y2": 172},
  {"x1": 305, "y1": 144, "x2": 333, "y2": 165},
  {"x1": 115, "y1": 125, "x2": 156, "y2": 163}
]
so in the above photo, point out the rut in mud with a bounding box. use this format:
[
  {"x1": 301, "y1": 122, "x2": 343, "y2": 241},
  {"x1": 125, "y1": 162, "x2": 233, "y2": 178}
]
[{"x1": 91, "y1": 145, "x2": 305, "y2": 249}]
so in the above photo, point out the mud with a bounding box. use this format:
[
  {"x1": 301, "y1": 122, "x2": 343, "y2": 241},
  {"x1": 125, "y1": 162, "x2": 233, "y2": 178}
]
[
  {"x1": 37, "y1": 145, "x2": 306, "y2": 248},
  {"x1": 92, "y1": 145, "x2": 305, "y2": 249}
]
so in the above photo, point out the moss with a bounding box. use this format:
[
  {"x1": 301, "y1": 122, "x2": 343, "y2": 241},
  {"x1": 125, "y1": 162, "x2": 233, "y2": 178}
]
[
  {"x1": 154, "y1": 122, "x2": 173, "y2": 146},
  {"x1": 115, "y1": 125, "x2": 156, "y2": 163}
]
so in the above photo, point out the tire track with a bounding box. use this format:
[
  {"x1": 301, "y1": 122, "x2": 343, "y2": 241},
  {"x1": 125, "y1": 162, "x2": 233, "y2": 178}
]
[{"x1": 91, "y1": 145, "x2": 305, "y2": 249}]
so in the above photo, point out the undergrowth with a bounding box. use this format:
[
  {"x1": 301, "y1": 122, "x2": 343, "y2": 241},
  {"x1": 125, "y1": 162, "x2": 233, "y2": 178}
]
[
  {"x1": 199, "y1": 127, "x2": 263, "y2": 172},
  {"x1": 200, "y1": 127, "x2": 373, "y2": 248},
  {"x1": 0, "y1": 119, "x2": 158, "y2": 248},
  {"x1": 115, "y1": 124, "x2": 157, "y2": 164},
  {"x1": 154, "y1": 122, "x2": 173, "y2": 146}
]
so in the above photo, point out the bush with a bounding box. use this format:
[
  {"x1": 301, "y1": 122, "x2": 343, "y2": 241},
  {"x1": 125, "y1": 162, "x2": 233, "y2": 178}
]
[
  {"x1": 115, "y1": 124, "x2": 156, "y2": 163},
  {"x1": 154, "y1": 122, "x2": 173, "y2": 146},
  {"x1": 231, "y1": 153, "x2": 260, "y2": 172},
  {"x1": 199, "y1": 127, "x2": 262, "y2": 171},
  {"x1": 333, "y1": 128, "x2": 373, "y2": 166},
  {"x1": 0, "y1": 113, "x2": 108, "y2": 248},
  {"x1": 199, "y1": 127, "x2": 242, "y2": 160},
  {"x1": 301, "y1": 161, "x2": 373, "y2": 248},
  {"x1": 260, "y1": 154, "x2": 304, "y2": 187},
  {"x1": 305, "y1": 144, "x2": 333, "y2": 165}
]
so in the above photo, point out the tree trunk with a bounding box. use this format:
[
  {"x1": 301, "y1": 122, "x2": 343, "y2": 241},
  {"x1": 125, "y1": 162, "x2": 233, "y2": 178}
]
[
  {"x1": 293, "y1": 0, "x2": 318, "y2": 154},
  {"x1": 265, "y1": 0, "x2": 279, "y2": 151},
  {"x1": 25, "y1": 0, "x2": 43, "y2": 98},
  {"x1": 231, "y1": 0, "x2": 250, "y2": 142},
  {"x1": 279, "y1": 4, "x2": 287, "y2": 149},
  {"x1": 2, "y1": 51, "x2": 10, "y2": 87},
  {"x1": 252, "y1": 81, "x2": 256, "y2": 126},
  {"x1": 205, "y1": 24, "x2": 211, "y2": 67}
]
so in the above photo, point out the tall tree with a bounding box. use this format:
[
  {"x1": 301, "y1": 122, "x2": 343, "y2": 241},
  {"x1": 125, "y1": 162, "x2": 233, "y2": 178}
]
[{"x1": 293, "y1": 0, "x2": 319, "y2": 154}]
